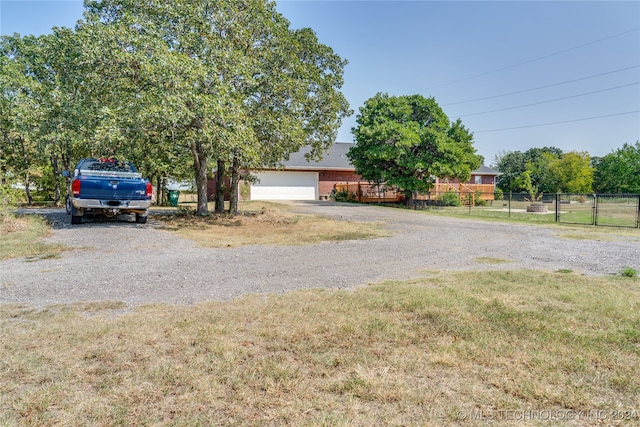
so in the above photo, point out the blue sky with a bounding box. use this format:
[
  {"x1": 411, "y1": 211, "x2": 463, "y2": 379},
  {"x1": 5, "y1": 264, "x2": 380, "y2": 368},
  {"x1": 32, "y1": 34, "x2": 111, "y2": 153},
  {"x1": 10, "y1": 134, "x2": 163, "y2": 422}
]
[{"x1": 2, "y1": 1, "x2": 639, "y2": 165}]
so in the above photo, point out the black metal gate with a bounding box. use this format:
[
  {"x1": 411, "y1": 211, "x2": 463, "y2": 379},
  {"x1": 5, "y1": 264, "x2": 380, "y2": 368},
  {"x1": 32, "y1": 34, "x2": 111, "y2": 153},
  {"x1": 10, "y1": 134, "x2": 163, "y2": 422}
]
[
  {"x1": 557, "y1": 194, "x2": 640, "y2": 228},
  {"x1": 595, "y1": 194, "x2": 640, "y2": 228}
]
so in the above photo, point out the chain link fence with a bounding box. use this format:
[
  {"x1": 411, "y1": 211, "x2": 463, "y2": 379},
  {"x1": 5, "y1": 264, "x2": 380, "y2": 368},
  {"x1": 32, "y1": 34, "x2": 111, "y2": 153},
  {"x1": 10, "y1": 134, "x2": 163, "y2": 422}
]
[{"x1": 411, "y1": 192, "x2": 639, "y2": 229}]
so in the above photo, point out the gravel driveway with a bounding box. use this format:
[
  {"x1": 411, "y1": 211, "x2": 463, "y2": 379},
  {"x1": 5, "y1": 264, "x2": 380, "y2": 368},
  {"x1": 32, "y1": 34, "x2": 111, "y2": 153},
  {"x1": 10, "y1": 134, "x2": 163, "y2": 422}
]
[{"x1": 2, "y1": 202, "x2": 638, "y2": 308}]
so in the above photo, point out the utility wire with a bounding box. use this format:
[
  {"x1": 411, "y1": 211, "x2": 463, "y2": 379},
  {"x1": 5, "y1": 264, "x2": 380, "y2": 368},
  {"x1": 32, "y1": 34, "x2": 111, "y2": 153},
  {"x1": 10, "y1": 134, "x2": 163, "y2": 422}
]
[
  {"x1": 456, "y1": 82, "x2": 639, "y2": 117},
  {"x1": 474, "y1": 111, "x2": 640, "y2": 133},
  {"x1": 426, "y1": 27, "x2": 640, "y2": 90},
  {"x1": 442, "y1": 65, "x2": 640, "y2": 106}
]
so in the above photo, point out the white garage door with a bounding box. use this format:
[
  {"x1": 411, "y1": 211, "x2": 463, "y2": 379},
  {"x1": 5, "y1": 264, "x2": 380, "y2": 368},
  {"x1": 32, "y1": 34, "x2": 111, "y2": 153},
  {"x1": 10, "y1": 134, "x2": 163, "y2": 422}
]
[{"x1": 251, "y1": 171, "x2": 318, "y2": 200}]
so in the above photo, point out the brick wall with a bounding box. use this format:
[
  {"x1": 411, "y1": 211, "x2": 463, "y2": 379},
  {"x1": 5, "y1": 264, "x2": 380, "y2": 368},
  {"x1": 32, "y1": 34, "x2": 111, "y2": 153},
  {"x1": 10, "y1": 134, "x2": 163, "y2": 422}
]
[{"x1": 319, "y1": 170, "x2": 361, "y2": 197}]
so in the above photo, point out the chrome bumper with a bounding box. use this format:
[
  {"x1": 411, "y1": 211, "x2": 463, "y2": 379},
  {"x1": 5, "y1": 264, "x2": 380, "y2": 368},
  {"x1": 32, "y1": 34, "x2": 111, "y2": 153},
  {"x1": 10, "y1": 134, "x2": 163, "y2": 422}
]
[{"x1": 72, "y1": 198, "x2": 151, "y2": 210}]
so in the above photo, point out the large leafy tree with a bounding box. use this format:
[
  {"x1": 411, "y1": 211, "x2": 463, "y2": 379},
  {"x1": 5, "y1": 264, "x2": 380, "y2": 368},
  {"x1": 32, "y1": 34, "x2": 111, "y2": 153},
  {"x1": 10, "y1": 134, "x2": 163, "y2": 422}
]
[
  {"x1": 593, "y1": 141, "x2": 640, "y2": 193},
  {"x1": 78, "y1": 0, "x2": 349, "y2": 215},
  {"x1": 0, "y1": 35, "x2": 50, "y2": 204},
  {"x1": 549, "y1": 151, "x2": 593, "y2": 193},
  {"x1": 493, "y1": 150, "x2": 526, "y2": 193},
  {"x1": 495, "y1": 146, "x2": 563, "y2": 193},
  {"x1": 348, "y1": 93, "x2": 481, "y2": 205},
  {"x1": 2, "y1": 1, "x2": 349, "y2": 213}
]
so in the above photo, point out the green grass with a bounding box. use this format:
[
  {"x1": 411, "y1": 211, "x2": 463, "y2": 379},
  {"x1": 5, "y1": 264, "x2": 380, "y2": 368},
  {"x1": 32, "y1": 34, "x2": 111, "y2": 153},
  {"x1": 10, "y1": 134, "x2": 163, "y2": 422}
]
[
  {"x1": 420, "y1": 200, "x2": 640, "y2": 229},
  {"x1": 1, "y1": 270, "x2": 639, "y2": 426},
  {"x1": 0, "y1": 214, "x2": 68, "y2": 261},
  {"x1": 474, "y1": 257, "x2": 513, "y2": 264}
]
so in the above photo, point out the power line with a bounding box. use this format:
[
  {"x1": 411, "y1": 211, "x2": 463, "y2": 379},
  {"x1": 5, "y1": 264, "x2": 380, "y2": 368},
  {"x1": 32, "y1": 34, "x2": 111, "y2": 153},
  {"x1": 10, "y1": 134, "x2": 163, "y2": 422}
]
[
  {"x1": 474, "y1": 111, "x2": 640, "y2": 133},
  {"x1": 426, "y1": 27, "x2": 640, "y2": 90},
  {"x1": 442, "y1": 65, "x2": 640, "y2": 106},
  {"x1": 456, "y1": 82, "x2": 639, "y2": 117}
]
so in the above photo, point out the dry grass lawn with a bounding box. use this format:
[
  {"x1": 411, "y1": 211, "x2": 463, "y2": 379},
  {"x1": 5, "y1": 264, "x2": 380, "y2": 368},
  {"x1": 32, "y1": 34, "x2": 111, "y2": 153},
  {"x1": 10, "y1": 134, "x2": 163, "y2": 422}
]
[
  {"x1": 0, "y1": 214, "x2": 67, "y2": 261},
  {"x1": 158, "y1": 202, "x2": 389, "y2": 247},
  {"x1": 2, "y1": 270, "x2": 639, "y2": 426}
]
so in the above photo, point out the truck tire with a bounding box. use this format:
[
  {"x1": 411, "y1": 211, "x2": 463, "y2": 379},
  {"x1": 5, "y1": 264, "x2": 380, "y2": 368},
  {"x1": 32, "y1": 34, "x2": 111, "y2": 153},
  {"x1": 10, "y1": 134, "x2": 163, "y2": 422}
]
[
  {"x1": 71, "y1": 206, "x2": 82, "y2": 224},
  {"x1": 65, "y1": 196, "x2": 72, "y2": 214},
  {"x1": 135, "y1": 214, "x2": 148, "y2": 224}
]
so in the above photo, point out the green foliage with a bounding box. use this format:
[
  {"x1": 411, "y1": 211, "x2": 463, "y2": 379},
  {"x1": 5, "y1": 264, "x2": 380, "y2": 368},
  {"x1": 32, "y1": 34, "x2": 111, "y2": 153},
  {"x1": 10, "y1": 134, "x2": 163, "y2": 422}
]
[
  {"x1": 550, "y1": 151, "x2": 594, "y2": 193},
  {"x1": 515, "y1": 169, "x2": 542, "y2": 202},
  {"x1": 0, "y1": 184, "x2": 20, "y2": 218},
  {"x1": 593, "y1": 141, "x2": 640, "y2": 193},
  {"x1": 494, "y1": 150, "x2": 526, "y2": 193},
  {"x1": 495, "y1": 147, "x2": 562, "y2": 193},
  {"x1": 435, "y1": 190, "x2": 461, "y2": 206},
  {"x1": 472, "y1": 190, "x2": 487, "y2": 206},
  {"x1": 496, "y1": 147, "x2": 594, "y2": 195},
  {"x1": 620, "y1": 267, "x2": 638, "y2": 278},
  {"x1": 331, "y1": 189, "x2": 356, "y2": 202},
  {"x1": 348, "y1": 93, "x2": 481, "y2": 204},
  {"x1": 2, "y1": 1, "x2": 350, "y2": 214}
]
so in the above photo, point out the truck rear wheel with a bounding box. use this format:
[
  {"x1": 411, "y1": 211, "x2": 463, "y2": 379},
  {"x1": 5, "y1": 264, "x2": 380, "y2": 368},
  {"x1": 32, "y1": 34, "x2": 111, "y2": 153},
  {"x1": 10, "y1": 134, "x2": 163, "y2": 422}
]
[
  {"x1": 135, "y1": 213, "x2": 148, "y2": 224},
  {"x1": 71, "y1": 206, "x2": 82, "y2": 224}
]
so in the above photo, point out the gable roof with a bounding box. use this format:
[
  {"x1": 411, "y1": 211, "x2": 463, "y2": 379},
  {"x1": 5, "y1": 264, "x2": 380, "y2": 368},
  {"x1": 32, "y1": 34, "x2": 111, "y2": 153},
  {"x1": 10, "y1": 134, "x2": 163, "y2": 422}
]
[
  {"x1": 281, "y1": 143, "x2": 500, "y2": 176},
  {"x1": 472, "y1": 165, "x2": 501, "y2": 175},
  {"x1": 282, "y1": 142, "x2": 355, "y2": 171}
]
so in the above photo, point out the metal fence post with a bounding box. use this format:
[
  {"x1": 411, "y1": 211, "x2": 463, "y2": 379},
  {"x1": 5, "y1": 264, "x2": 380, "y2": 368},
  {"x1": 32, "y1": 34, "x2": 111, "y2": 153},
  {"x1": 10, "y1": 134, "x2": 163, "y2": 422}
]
[
  {"x1": 592, "y1": 193, "x2": 597, "y2": 226},
  {"x1": 508, "y1": 192, "x2": 512, "y2": 217},
  {"x1": 555, "y1": 193, "x2": 559, "y2": 223}
]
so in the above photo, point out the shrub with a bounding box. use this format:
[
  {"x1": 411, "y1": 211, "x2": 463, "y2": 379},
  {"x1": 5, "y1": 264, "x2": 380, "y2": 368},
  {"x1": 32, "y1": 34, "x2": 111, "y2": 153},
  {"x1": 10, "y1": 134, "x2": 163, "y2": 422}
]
[
  {"x1": 435, "y1": 190, "x2": 461, "y2": 206},
  {"x1": 473, "y1": 190, "x2": 487, "y2": 206},
  {"x1": 620, "y1": 267, "x2": 638, "y2": 278},
  {"x1": 331, "y1": 189, "x2": 356, "y2": 202}
]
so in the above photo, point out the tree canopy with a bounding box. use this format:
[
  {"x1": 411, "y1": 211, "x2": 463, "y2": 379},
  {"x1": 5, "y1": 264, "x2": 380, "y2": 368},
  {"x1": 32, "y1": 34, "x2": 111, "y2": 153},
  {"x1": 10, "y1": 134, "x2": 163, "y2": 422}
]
[
  {"x1": 495, "y1": 147, "x2": 593, "y2": 194},
  {"x1": 1, "y1": 0, "x2": 350, "y2": 214},
  {"x1": 494, "y1": 147, "x2": 562, "y2": 193},
  {"x1": 593, "y1": 141, "x2": 640, "y2": 193},
  {"x1": 347, "y1": 93, "x2": 481, "y2": 204}
]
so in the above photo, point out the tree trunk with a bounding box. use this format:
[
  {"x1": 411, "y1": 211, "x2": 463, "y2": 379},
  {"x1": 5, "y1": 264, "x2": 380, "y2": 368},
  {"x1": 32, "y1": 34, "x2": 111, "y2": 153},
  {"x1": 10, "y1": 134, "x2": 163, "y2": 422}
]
[
  {"x1": 229, "y1": 155, "x2": 240, "y2": 216},
  {"x1": 215, "y1": 159, "x2": 225, "y2": 213},
  {"x1": 19, "y1": 138, "x2": 33, "y2": 205},
  {"x1": 190, "y1": 140, "x2": 209, "y2": 215},
  {"x1": 23, "y1": 171, "x2": 33, "y2": 205},
  {"x1": 405, "y1": 190, "x2": 414, "y2": 209},
  {"x1": 50, "y1": 153, "x2": 61, "y2": 206},
  {"x1": 154, "y1": 176, "x2": 160, "y2": 205}
]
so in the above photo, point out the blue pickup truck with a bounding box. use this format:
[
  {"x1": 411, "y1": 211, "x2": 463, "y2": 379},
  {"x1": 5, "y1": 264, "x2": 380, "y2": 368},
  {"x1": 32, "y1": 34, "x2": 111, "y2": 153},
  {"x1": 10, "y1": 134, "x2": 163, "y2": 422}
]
[{"x1": 64, "y1": 158, "x2": 153, "y2": 224}]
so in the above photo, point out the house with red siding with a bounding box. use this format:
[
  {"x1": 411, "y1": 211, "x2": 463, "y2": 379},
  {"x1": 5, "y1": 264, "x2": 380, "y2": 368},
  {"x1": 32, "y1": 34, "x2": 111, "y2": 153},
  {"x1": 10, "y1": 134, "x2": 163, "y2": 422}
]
[
  {"x1": 243, "y1": 143, "x2": 360, "y2": 200},
  {"x1": 237, "y1": 142, "x2": 499, "y2": 201}
]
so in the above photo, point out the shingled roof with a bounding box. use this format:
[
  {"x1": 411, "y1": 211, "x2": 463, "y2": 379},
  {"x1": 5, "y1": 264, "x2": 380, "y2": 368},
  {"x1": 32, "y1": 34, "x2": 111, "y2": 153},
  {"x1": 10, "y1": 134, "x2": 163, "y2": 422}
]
[
  {"x1": 282, "y1": 142, "x2": 355, "y2": 170},
  {"x1": 281, "y1": 143, "x2": 500, "y2": 176},
  {"x1": 472, "y1": 165, "x2": 501, "y2": 175}
]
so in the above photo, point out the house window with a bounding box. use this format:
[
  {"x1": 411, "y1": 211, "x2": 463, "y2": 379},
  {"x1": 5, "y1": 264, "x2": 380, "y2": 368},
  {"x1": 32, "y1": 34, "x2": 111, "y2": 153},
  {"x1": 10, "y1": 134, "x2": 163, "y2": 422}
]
[{"x1": 474, "y1": 175, "x2": 482, "y2": 185}]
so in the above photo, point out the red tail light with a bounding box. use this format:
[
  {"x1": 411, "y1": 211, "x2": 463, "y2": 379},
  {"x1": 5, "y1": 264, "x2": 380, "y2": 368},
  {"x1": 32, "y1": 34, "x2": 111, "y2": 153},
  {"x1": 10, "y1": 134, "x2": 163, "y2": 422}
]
[
  {"x1": 72, "y1": 179, "x2": 81, "y2": 196},
  {"x1": 146, "y1": 181, "x2": 153, "y2": 199}
]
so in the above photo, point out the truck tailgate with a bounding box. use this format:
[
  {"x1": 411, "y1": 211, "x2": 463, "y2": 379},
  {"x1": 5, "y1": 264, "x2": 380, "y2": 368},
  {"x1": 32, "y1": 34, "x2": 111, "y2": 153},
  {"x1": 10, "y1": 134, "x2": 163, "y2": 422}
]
[{"x1": 77, "y1": 176, "x2": 148, "y2": 200}]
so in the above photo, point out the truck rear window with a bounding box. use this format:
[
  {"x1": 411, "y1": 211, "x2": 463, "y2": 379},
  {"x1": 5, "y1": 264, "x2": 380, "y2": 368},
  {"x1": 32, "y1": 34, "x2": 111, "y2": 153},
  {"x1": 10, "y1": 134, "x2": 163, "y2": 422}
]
[{"x1": 84, "y1": 160, "x2": 134, "y2": 173}]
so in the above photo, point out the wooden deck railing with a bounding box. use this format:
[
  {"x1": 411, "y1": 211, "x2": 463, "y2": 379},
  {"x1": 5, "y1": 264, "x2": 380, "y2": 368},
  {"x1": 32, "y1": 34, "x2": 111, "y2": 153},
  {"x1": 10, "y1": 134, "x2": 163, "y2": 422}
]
[
  {"x1": 422, "y1": 183, "x2": 496, "y2": 200},
  {"x1": 334, "y1": 182, "x2": 496, "y2": 203},
  {"x1": 334, "y1": 182, "x2": 404, "y2": 203}
]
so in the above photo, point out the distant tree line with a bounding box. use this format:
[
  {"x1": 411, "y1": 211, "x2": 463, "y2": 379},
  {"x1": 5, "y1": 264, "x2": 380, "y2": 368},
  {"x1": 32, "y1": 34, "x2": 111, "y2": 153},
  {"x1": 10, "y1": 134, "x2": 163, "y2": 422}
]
[{"x1": 494, "y1": 141, "x2": 640, "y2": 195}]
